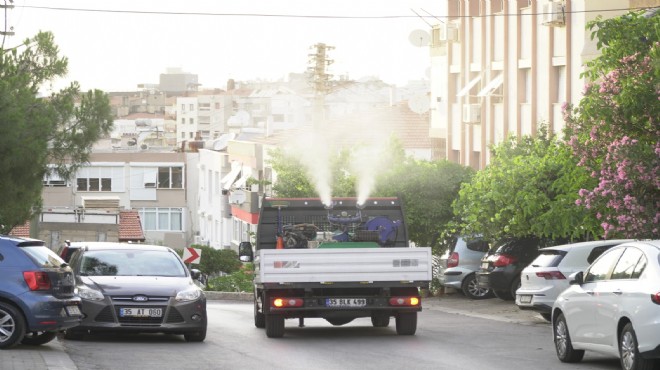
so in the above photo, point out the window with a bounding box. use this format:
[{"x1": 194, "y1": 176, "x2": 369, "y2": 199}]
[
  {"x1": 181, "y1": 104, "x2": 185, "y2": 111},
  {"x1": 189, "y1": 132, "x2": 194, "y2": 139},
  {"x1": 611, "y1": 248, "x2": 645, "y2": 280},
  {"x1": 215, "y1": 102, "x2": 220, "y2": 109},
  {"x1": 189, "y1": 104, "x2": 194, "y2": 111},
  {"x1": 43, "y1": 170, "x2": 68, "y2": 187},
  {"x1": 181, "y1": 118, "x2": 185, "y2": 124},
  {"x1": 139, "y1": 208, "x2": 183, "y2": 231},
  {"x1": 77, "y1": 177, "x2": 112, "y2": 192},
  {"x1": 181, "y1": 132, "x2": 185, "y2": 139},
  {"x1": 584, "y1": 248, "x2": 625, "y2": 283},
  {"x1": 158, "y1": 167, "x2": 183, "y2": 189},
  {"x1": 189, "y1": 118, "x2": 194, "y2": 124}
]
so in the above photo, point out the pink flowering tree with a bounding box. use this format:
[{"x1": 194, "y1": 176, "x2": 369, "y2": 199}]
[{"x1": 563, "y1": 11, "x2": 659, "y2": 238}]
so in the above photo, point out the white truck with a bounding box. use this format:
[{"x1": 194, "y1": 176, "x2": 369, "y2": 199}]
[{"x1": 238, "y1": 197, "x2": 432, "y2": 338}]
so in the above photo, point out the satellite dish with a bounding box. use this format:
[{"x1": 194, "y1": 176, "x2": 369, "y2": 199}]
[
  {"x1": 212, "y1": 132, "x2": 236, "y2": 151},
  {"x1": 408, "y1": 94, "x2": 430, "y2": 114},
  {"x1": 409, "y1": 29, "x2": 431, "y2": 47}
]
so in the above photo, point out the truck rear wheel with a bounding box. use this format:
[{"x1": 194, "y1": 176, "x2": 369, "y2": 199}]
[
  {"x1": 265, "y1": 315, "x2": 285, "y2": 338},
  {"x1": 254, "y1": 292, "x2": 265, "y2": 328},
  {"x1": 395, "y1": 312, "x2": 417, "y2": 335}
]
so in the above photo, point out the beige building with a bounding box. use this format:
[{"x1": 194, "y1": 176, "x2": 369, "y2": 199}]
[{"x1": 429, "y1": 0, "x2": 649, "y2": 169}]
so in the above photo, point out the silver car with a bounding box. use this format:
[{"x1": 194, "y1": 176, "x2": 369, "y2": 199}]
[
  {"x1": 437, "y1": 236, "x2": 492, "y2": 299},
  {"x1": 516, "y1": 239, "x2": 632, "y2": 321},
  {"x1": 64, "y1": 242, "x2": 207, "y2": 342}
]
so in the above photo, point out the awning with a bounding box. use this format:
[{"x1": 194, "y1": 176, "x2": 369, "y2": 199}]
[
  {"x1": 477, "y1": 74, "x2": 503, "y2": 97},
  {"x1": 457, "y1": 76, "x2": 482, "y2": 97},
  {"x1": 233, "y1": 167, "x2": 253, "y2": 189},
  {"x1": 221, "y1": 162, "x2": 241, "y2": 190}
]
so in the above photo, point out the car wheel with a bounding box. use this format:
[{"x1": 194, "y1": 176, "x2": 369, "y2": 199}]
[
  {"x1": 265, "y1": 315, "x2": 285, "y2": 338},
  {"x1": 20, "y1": 331, "x2": 57, "y2": 346},
  {"x1": 462, "y1": 273, "x2": 493, "y2": 300},
  {"x1": 619, "y1": 322, "x2": 655, "y2": 370},
  {"x1": 395, "y1": 312, "x2": 417, "y2": 335},
  {"x1": 63, "y1": 329, "x2": 86, "y2": 341},
  {"x1": 184, "y1": 327, "x2": 207, "y2": 343},
  {"x1": 540, "y1": 313, "x2": 552, "y2": 322},
  {"x1": 553, "y1": 313, "x2": 584, "y2": 363},
  {"x1": 492, "y1": 289, "x2": 513, "y2": 300},
  {"x1": 371, "y1": 314, "x2": 390, "y2": 327},
  {"x1": 0, "y1": 302, "x2": 26, "y2": 349},
  {"x1": 254, "y1": 292, "x2": 265, "y2": 329},
  {"x1": 509, "y1": 277, "x2": 521, "y2": 301}
]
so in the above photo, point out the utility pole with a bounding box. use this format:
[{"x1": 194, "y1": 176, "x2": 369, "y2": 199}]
[
  {"x1": 1, "y1": 0, "x2": 15, "y2": 42},
  {"x1": 307, "y1": 43, "x2": 334, "y2": 130}
]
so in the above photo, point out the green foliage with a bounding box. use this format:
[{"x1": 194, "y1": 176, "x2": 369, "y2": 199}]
[
  {"x1": 453, "y1": 128, "x2": 598, "y2": 242},
  {"x1": 374, "y1": 159, "x2": 474, "y2": 251},
  {"x1": 185, "y1": 245, "x2": 242, "y2": 276},
  {"x1": 206, "y1": 264, "x2": 254, "y2": 293},
  {"x1": 0, "y1": 32, "x2": 113, "y2": 233}
]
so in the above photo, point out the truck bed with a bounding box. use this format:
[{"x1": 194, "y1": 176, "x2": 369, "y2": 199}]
[{"x1": 256, "y1": 247, "x2": 432, "y2": 284}]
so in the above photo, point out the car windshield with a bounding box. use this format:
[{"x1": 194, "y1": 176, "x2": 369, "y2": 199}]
[
  {"x1": 78, "y1": 250, "x2": 186, "y2": 277},
  {"x1": 21, "y1": 246, "x2": 67, "y2": 268}
]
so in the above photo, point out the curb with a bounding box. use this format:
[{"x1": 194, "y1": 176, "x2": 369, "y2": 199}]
[{"x1": 204, "y1": 291, "x2": 252, "y2": 301}]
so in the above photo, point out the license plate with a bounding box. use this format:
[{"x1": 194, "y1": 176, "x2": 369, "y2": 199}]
[
  {"x1": 325, "y1": 298, "x2": 367, "y2": 307},
  {"x1": 519, "y1": 295, "x2": 532, "y2": 304},
  {"x1": 481, "y1": 262, "x2": 490, "y2": 269},
  {"x1": 65, "y1": 305, "x2": 81, "y2": 316},
  {"x1": 119, "y1": 307, "x2": 163, "y2": 318}
]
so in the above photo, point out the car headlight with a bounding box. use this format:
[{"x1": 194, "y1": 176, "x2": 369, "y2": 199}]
[
  {"x1": 175, "y1": 288, "x2": 202, "y2": 302},
  {"x1": 76, "y1": 286, "x2": 104, "y2": 301}
]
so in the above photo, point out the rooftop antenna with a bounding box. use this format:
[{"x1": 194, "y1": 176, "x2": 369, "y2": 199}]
[
  {"x1": 409, "y1": 8, "x2": 432, "y2": 27},
  {"x1": 421, "y1": 8, "x2": 445, "y2": 24}
]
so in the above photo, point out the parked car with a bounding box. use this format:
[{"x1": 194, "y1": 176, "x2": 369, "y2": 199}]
[
  {"x1": 0, "y1": 235, "x2": 82, "y2": 349},
  {"x1": 516, "y1": 239, "x2": 633, "y2": 321},
  {"x1": 476, "y1": 237, "x2": 554, "y2": 301},
  {"x1": 57, "y1": 240, "x2": 82, "y2": 262},
  {"x1": 63, "y1": 242, "x2": 207, "y2": 342},
  {"x1": 552, "y1": 240, "x2": 660, "y2": 370},
  {"x1": 437, "y1": 235, "x2": 493, "y2": 299}
]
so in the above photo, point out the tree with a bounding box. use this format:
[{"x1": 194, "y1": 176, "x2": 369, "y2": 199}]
[
  {"x1": 373, "y1": 158, "x2": 474, "y2": 252},
  {"x1": 563, "y1": 11, "x2": 659, "y2": 238},
  {"x1": 453, "y1": 129, "x2": 598, "y2": 243},
  {"x1": 0, "y1": 32, "x2": 113, "y2": 233},
  {"x1": 187, "y1": 245, "x2": 241, "y2": 276}
]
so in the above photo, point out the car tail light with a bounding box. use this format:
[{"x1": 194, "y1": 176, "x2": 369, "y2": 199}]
[
  {"x1": 652, "y1": 292, "x2": 660, "y2": 305},
  {"x1": 493, "y1": 254, "x2": 518, "y2": 267},
  {"x1": 389, "y1": 297, "x2": 420, "y2": 306},
  {"x1": 271, "y1": 298, "x2": 304, "y2": 308},
  {"x1": 536, "y1": 271, "x2": 566, "y2": 280},
  {"x1": 23, "y1": 271, "x2": 52, "y2": 291},
  {"x1": 447, "y1": 252, "x2": 459, "y2": 268}
]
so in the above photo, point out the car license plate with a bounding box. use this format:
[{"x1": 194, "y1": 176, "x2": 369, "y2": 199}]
[
  {"x1": 119, "y1": 307, "x2": 163, "y2": 318},
  {"x1": 519, "y1": 295, "x2": 532, "y2": 304},
  {"x1": 481, "y1": 262, "x2": 489, "y2": 269},
  {"x1": 325, "y1": 298, "x2": 367, "y2": 307},
  {"x1": 65, "y1": 305, "x2": 81, "y2": 316}
]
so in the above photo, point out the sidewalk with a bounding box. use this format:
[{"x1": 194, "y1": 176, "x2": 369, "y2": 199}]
[{"x1": 1, "y1": 292, "x2": 547, "y2": 370}]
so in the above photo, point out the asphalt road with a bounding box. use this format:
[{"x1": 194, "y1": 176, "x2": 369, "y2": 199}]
[{"x1": 1, "y1": 294, "x2": 624, "y2": 370}]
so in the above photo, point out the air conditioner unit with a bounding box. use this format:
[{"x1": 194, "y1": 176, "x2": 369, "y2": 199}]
[
  {"x1": 462, "y1": 104, "x2": 481, "y2": 123},
  {"x1": 542, "y1": 2, "x2": 565, "y2": 26}
]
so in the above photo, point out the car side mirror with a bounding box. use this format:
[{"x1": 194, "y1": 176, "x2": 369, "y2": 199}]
[
  {"x1": 238, "y1": 242, "x2": 254, "y2": 263},
  {"x1": 569, "y1": 271, "x2": 583, "y2": 285},
  {"x1": 190, "y1": 268, "x2": 202, "y2": 280}
]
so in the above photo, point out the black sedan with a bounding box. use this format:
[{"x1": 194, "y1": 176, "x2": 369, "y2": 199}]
[{"x1": 64, "y1": 242, "x2": 207, "y2": 342}]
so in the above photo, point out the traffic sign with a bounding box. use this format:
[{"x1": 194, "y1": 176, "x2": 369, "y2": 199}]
[{"x1": 183, "y1": 247, "x2": 202, "y2": 264}]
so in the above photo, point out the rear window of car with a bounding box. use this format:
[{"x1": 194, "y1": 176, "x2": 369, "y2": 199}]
[
  {"x1": 21, "y1": 246, "x2": 67, "y2": 268},
  {"x1": 529, "y1": 250, "x2": 566, "y2": 267},
  {"x1": 78, "y1": 249, "x2": 186, "y2": 277},
  {"x1": 466, "y1": 239, "x2": 489, "y2": 253}
]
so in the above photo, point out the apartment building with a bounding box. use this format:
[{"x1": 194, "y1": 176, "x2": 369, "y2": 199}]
[
  {"x1": 429, "y1": 0, "x2": 637, "y2": 169},
  {"x1": 176, "y1": 95, "x2": 233, "y2": 145}
]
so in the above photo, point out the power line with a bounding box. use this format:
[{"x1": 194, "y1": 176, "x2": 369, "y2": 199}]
[{"x1": 14, "y1": 5, "x2": 656, "y2": 20}]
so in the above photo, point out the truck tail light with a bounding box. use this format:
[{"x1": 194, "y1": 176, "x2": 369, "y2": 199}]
[
  {"x1": 493, "y1": 254, "x2": 518, "y2": 267},
  {"x1": 652, "y1": 292, "x2": 660, "y2": 305},
  {"x1": 389, "y1": 297, "x2": 420, "y2": 307},
  {"x1": 272, "y1": 298, "x2": 304, "y2": 308},
  {"x1": 23, "y1": 271, "x2": 52, "y2": 291},
  {"x1": 447, "y1": 252, "x2": 459, "y2": 268},
  {"x1": 536, "y1": 271, "x2": 566, "y2": 280}
]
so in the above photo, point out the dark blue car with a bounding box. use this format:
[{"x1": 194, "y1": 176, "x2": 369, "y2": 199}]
[{"x1": 0, "y1": 235, "x2": 82, "y2": 349}]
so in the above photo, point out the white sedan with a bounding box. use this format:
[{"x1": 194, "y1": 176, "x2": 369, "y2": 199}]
[{"x1": 552, "y1": 240, "x2": 660, "y2": 370}]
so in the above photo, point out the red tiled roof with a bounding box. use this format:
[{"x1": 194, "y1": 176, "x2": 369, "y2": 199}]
[
  {"x1": 9, "y1": 221, "x2": 30, "y2": 238},
  {"x1": 119, "y1": 211, "x2": 146, "y2": 242}
]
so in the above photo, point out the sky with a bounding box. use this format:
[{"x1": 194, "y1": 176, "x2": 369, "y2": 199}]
[{"x1": 4, "y1": 0, "x2": 443, "y2": 92}]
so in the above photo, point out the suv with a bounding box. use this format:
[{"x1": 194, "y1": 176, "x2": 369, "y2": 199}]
[
  {"x1": 476, "y1": 237, "x2": 554, "y2": 301},
  {"x1": 437, "y1": 236, "x2": 492, "y2": 299},
  {"x1": 0, "y1": 235, "x2": 82, "y2": 349},
  {"x1": 515, "y1": 239, "x2": 632, "y2": 320}
]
